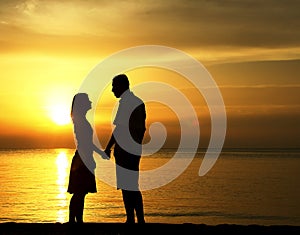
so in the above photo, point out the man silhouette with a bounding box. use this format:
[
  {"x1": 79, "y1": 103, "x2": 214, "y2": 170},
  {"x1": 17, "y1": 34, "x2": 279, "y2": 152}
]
[{"x1": 105, "y1": 74, "x2": 146, "y2": 224}]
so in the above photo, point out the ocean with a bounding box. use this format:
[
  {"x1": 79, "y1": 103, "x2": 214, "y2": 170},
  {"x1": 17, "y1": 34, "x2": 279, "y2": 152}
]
[{"x1": 0, "y1": 148, "x2": 299, "y2": 225}]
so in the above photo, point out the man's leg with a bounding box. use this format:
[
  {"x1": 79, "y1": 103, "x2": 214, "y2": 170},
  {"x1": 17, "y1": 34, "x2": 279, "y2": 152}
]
[
  {"x1": 122, "y1": 190, "x2": 135, "y2": 223},
  {"x1": 134, "y1": 190, "x2": 145, "y2": 224}
]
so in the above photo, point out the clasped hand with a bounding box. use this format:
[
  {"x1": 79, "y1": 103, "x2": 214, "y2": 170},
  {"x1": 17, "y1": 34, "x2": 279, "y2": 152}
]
[{"x1": 94, "y1": 146, "x2": 110, "y2": 160}]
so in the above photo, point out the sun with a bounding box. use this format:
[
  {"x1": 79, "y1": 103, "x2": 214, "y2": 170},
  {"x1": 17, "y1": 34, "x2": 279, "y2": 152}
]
[{"x1": 49, "y1": 104, "x2": 71, "y2": 126}]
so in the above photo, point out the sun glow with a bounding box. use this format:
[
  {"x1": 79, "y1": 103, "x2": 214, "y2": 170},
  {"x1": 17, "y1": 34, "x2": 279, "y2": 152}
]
[{"x1": 49, "y1": 104, "x2": 71, "y2": 126}]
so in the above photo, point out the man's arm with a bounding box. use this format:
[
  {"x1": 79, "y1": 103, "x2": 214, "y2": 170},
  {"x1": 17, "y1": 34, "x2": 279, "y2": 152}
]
[
  {"x1": 129, "y1": 103, "x2": 146, "y2": 143},
  {"x1": 104, "y1": 133, "x2": 116, "y2": 158}
]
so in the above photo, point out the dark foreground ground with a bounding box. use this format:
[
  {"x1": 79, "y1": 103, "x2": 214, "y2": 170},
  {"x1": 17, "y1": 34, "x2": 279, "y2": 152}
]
[{"x1": 0, "y1": 223, "x2": 299, "y2": 235}]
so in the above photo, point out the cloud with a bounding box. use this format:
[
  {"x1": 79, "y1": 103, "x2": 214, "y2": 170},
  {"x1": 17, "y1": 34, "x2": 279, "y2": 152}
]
[
  {"x1": 0, "y1": 0, "x2": 300, "y2": 61},
  {"x1": 121, "y1": 0, "x2": 300, "y2": 48}
]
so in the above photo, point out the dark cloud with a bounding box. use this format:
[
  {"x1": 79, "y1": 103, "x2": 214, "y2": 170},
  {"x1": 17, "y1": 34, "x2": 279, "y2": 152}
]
[
  {"x1": 0, "y1": 0, "x2": 299, "y2": 55},
  {"x1": 132, "y1": 0, "x2": 300, "y2": 48}
]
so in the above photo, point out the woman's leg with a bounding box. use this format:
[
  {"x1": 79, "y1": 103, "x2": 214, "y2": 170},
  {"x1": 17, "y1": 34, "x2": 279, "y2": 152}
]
[
  {"x1": 69, "y1": 193, "x2": 87, "y2": 223},
  {"x1": 69, "y1": 194, "x2": 76, "y2": 223},
  {"x1": 75, "y1": 193, "x2": 86, "y2": 223}
]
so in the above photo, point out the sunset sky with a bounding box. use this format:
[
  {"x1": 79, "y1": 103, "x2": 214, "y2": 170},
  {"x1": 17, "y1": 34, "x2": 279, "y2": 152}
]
[{"x1": 0, "y1": 0, "x2": 299, "y2": 149}]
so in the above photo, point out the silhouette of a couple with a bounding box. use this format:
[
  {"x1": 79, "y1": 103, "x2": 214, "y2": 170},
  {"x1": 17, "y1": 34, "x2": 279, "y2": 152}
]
[{"x1": 67, "y1": 74, "x2": 146, "y2": 224}]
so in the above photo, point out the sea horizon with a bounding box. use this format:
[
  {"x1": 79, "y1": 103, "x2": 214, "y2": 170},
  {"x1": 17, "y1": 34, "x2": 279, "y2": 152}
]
[{"x1": 1, "y1": 146, "x2": 299, "y2": 152}]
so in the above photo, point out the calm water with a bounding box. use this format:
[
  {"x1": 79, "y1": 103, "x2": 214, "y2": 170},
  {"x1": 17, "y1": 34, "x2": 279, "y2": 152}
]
[{"x1": 0, "y1": 148, "x2": 299, "y2": 225}]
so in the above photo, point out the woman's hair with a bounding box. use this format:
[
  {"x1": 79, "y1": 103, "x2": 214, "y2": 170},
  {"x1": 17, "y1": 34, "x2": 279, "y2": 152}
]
[{"x1": 70, "y1": 93, "x2": 89, "y2": 120}]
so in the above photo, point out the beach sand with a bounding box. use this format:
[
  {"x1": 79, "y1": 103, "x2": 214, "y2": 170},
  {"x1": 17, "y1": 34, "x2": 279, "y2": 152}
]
[{"x1": 0, "y1": 223, "x2": 299, "y2": 235}]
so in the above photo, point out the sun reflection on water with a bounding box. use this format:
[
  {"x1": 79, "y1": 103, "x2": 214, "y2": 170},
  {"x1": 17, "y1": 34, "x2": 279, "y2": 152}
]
[{"x1": 56, "y1": 150, "x2": 69, "y2": 223}]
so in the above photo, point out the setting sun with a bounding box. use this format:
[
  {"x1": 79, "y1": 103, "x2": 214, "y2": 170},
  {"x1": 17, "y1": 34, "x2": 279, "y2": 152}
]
[{"x1": 49, "y1": 105, "x2": 71, "y2": 126}]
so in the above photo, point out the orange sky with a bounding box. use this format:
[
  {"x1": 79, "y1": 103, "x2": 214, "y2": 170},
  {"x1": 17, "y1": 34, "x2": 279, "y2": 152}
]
[{"x1": 0, "y1": 0, "x2": 300, "y2": 148}]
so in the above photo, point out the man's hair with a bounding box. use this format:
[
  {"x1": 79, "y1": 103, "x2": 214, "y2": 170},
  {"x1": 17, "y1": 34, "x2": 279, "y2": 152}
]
[{"x1": 113, "y1": 74, "x2": 130, "y2": 89}]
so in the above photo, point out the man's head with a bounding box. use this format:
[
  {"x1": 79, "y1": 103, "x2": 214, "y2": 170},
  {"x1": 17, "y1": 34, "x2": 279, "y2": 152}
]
[{"x1": 112, "y1": 74, "x2": 130, "y2": 98}]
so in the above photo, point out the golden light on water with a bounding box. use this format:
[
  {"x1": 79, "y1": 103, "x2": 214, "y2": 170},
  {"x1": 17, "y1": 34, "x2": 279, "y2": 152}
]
[{"x1": 56, "y1": 150, "x2": 69, "y2": 223}]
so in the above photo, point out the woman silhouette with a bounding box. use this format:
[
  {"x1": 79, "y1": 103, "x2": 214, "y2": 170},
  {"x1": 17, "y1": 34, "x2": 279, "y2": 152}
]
[{"x1": 67, "y1": 93, "x2": 108, "y2": 224}]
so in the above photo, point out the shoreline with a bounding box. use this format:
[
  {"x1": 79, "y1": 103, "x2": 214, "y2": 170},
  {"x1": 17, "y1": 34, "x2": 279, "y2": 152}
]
[{"x1": 0, "y1": 223, "x2": 299, "y2": 235}]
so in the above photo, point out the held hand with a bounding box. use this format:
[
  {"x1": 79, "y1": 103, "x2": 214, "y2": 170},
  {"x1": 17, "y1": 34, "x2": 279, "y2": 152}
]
[
  {"x1": 94, "y1": 146, "x2": 110, "y2": 160},
  {"x1": 100, "y1": 149, "x2": 110, "y2": 160},
  {"x1": 104, "y1": 148, "x2": 111, "y2": 160}
]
